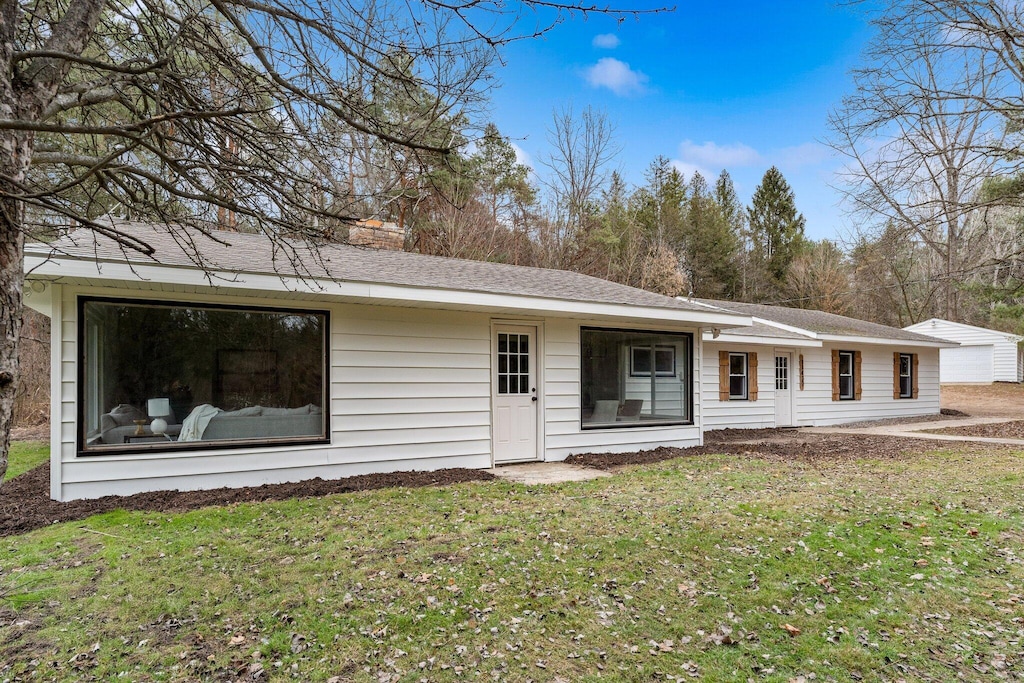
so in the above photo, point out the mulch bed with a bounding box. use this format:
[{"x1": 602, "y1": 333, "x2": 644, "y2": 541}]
[
  {"x1": 0, "y1": 462, "x2": 494, "y2": 538},
  {"x1": 565, "y1": 429, "x2": 965, "y2": 470},
  {"x1": 927, "y1": 419, "x2": 1024, "y2": 439},
  {"x1": 1, "y1": 426, "x2": 1005, "y2": 539}
]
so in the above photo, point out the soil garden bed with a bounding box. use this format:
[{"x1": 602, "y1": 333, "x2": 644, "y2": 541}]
[
  {"x1": 566, "y1": 429, "x2": 957, "y2": 469},
  {"x1": 926, "y1": 419, "x2": 1024, "y2": 439},
  {"x1": 2, "y1": 428, "x2": 1010, "y2": 538},
  {"x1": 0, "y1": 462, "x2": 494, "y2": 538}
]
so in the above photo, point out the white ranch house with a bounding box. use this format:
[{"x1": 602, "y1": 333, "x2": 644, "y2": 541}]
[
  {"x1": 694, "y1": 300, "x2": 956, "y2": 430},
  {"x1": 24, "y1": 223, "x2": 750, "y2": 501},
  {"x1": 23, "y1": 223, "x2": 954, "y2": 500},
  {"x1": 903, "y1": 318, "x2": 1024, "y2": 384}
]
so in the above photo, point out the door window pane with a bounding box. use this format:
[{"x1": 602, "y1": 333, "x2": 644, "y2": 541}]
[
  {"x1": 775, "y1": 356, "x2": 788, "y2": 391},
  {"x1": 497, "y1": 332, "x2": 530, "y2": 395}
]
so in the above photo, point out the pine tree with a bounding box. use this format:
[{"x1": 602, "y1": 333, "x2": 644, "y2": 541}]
[
  {"x1": 747, "y1": 167, "x2": 807, "y2": 299},
  {"x1": 681, "y1": 172, "x2": 741, "y2": 298},
  {"x1": 634, "y1": 156, "x2": 686, "y2": 246}
]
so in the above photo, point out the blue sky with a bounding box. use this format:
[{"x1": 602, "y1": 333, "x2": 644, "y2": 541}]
[{"x1": 485, "y1": 2, "x2": 874, "y2": 241}]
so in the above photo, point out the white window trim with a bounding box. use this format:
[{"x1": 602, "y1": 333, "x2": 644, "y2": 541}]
[
  {"x1": 838, "y1": 350, "x2": 855, "y2": 400},
  {"x1": 729, "y1": 352, "x2": 748, "y2": 400},
  {"x1": 899, "y1": 352, "x2": 913, "y2": 399}
]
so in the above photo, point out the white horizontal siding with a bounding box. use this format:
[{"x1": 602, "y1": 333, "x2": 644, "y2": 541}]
[
  {"x1": 905, "y1": 319, "x2": 1021, "y2": 383},
  {"x1": 54, "y1": 287, "x2": 496, "y2": 500},
  {"x1": 700, "y1": 341, "x2": 941, "y2": 428},
  {"x1": 701, "y1": 343, "x2": 776, "y2": 430},
  {"x1": 51, "y1": 283, "x2": 716, "y2": 501},
  {"x1": 992, "y1": 343, "x2": 1019, "y2": 382},
  {"x1": 796, "y1": 344, "x2": 940, "y2": 426},
  {"x1": 60, "y1": 453, "x2": 489, "y2": 500}
]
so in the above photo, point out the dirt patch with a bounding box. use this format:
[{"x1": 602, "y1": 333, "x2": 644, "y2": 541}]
[
  {"x1": 926, "y1": 419, "x2": 1024, "y2": 439},
  {"x1": 565, "y1": 429, "x2": 959, "y2": 470},
  {"x1": 824, "y1": 412, "x2": 965, "y2": 429},
  {"x1": 942, "y1": 383, "x2": 1024, "y2": 417},
  {"x1": 0, "y1": 463, "x2": 494, "y2": 538}
]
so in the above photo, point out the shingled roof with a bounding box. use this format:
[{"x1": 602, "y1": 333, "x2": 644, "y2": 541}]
[
  {"x1": 28, "y1": 221, "x2": 734, "y2": 316},
  {"x1": 696, "y1": 298, "x2": 948, "y2": 344}
]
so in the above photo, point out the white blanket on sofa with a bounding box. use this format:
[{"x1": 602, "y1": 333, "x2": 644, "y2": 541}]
[{"x1": 178, "y1": 404, "x2": 222, "y2": 442}]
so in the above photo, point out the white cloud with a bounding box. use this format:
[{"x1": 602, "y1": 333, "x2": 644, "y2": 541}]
[
  {"x1": 669, "y1": 160, "x2": 715, "y2": 183},
  {"x1": 584, "y1": 58, "x2": 648, "y2": 96},
  {"x1": 592, "y1": 33, "x2": 620, "y2": 49},
  {"x1": 775, "y1": 142, "x2": 833, "y2": 170},
  {"x1": 510, "y1": 142, "x2": 533, "y2": 170},
  {"x1": 677, "y1": 140, "x2": 762, "y2": 169}
]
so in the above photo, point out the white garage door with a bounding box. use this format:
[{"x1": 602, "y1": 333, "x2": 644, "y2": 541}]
[{"x1": 941, "y1": 345, "x2": 993, "y2": 383}]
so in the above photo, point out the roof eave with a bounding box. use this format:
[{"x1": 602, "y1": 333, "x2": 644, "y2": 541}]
[
  {"x1": 25, "y1": 253, "x2": 752, "y2": 326},
  {"x1": 817, "y1": 333, "x2": 959, "y2": 348},
  {"x1": 702, "y1": 331, "x2": 822, "y2": 347},
  {"x1": 749, "y1": 316, "x2": 818, "y2": 339}
]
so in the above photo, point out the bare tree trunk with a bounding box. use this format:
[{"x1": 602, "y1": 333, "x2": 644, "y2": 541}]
[{"x1": 0, "y1": 133, "x2": 30, "y2": 482}]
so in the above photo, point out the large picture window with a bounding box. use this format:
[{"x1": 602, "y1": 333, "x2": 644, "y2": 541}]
[
  {"x1": 581, "y1": 328, "x2": 692, "y2": 428},
  {"x1": 80, "y1": 299, "x2": 328, "y2": 452}
]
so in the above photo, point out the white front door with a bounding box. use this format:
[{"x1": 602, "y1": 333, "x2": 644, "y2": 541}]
[
  {"x1": 493, "y1": 325, "x2": 539, "y2": 463},
  {"x1": 774, "y1": 352, "x2": 793, "y2": 427}
]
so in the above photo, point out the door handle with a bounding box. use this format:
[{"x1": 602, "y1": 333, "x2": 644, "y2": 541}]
[{"x1": 531, "y1": 396, "x2": 538, "y2": 402}]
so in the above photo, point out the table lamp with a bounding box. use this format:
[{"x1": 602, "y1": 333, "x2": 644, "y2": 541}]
[{"x1": 147, "y1": 398, "x2": 172, "y2": 436}]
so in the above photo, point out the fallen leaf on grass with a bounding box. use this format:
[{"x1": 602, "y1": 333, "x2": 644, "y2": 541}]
[
  {"x1": 781, "y1": 623, "x2": 801, "y2": 637},
  {"x1": 705, "y1": 625, "x2": 737, "y2": 646},
  {"x1": 967, "y1": 528, "x2": 979, "y2": 537},
  {"x1": 229, "y1": 635, "x2": 246, "y2": 646}
]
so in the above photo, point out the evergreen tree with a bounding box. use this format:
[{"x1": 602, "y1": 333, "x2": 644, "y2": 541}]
[
  {"x1": 470, "y1": 124, "x2": 536, "y2": 228},
  {"x1": 634, "y1": 156, "x2": 686, "y2": 246},
  {"x1": 747, "y1": 167, "x2": 807, "y2": 298},
  {"x1": 682, "y1": 172, "x2": 741, "y2": 298}
]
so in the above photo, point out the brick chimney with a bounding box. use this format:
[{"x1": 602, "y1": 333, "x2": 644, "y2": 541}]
[{"x1": 348, "y1": 219, "x2": 405, "y2": 250}]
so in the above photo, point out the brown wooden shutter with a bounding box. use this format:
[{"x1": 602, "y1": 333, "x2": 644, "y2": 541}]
[
  {"x1": 831, "y1": 349, "x2": 840, "y2": 401},
  {"x1": 854, "y1": 350, "x2": 863, "y2": 400},
  {"x1": 799, "y1": 354, "x2": 804, "y2": 390},
  {"x1": 719, "y1": 351, "x2": 729, "y2": 401},
  {"x1": 893, "y1": 352, "x2": 901, "y2": 400},
  {"x1": 912, "y1": 353, "x2": 919, "y2": 399},
  {"x1": 749, "y1": 352, "x2": 758, "y2": 401}
]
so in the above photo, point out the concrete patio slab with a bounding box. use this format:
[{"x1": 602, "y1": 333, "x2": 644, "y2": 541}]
[{"x1": 490, "y1": 462, "x2": 611, "y2": 485}]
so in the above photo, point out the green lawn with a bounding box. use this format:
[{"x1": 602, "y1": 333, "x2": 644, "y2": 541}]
[
  {"x1": 5, "y1": 440, "x2": 48, "y2": 480},
  {"x1": 1, "y1": 446, "x2": 1022, "y2": 681}
]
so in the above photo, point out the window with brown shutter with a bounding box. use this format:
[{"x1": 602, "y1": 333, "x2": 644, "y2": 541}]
[
  {"x1": 720, "y1": 351, "x2": 755, "y2": 401},
  {"x1": 834, "y1": 350, "x2": 857, "y2": 400},
  {"x1": 896, "y1": 352, "x2": 914, "y2": 399},
  {"x1": 799, "y1": 354, "x2": 804, "y2": 390}
]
